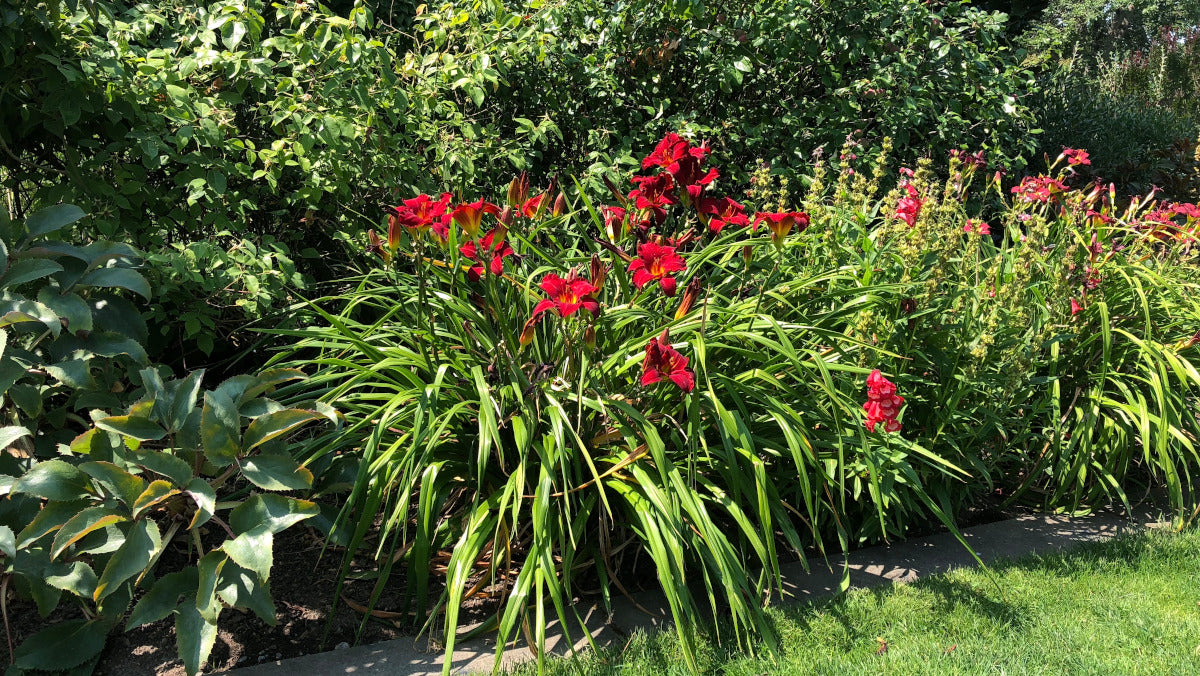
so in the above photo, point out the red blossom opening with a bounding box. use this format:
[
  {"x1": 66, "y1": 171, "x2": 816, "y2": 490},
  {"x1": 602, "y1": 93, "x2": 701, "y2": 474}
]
[
  {"x1": 752, "y1": 211, "x2": 810, "y2": 244},
  {"x1": 896, "y1": 184, "x2": 923, "y2": 226},
  {"x1": 393, "y1": 193, "x2": 454, "y2": 239},
  {"x1": 459, "y1": 228, "x2": 514, "y2": 281},
  {"x1": 628, "y1": 242, "x2": 687, "y2": 296},
  {"x1": 530, "y1": 271, "x2": 601, "y2": 319},
  {"x1": 451, "y1": 199, "x2": 501, "y2": 238},
  {"x1": 863, "y1": 370, "x2": 903, "y2": 433},
  {"x1": 641, "y1": 330, "x2": 695, "y2": 393}
]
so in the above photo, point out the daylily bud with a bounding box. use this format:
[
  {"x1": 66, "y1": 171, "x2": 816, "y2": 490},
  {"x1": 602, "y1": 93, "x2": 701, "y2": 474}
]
[
  {"x1": 674, "y1": 277, "x2": 702, "y2": 320},
  {"x1": 552, "y1": 192, "x2": 567, "y2": 217},
  {"x1": 602, "y1": 174, "x2": 628, "y2": 206},
  {"x1": 366, "y1": 229, "x2": 391, "y2": 264},
  {"x1": 584, "y1": 324, "x2": 596, "y2": 349},
  {"x1": 387, "y1": 212, "x2": 403, "y2": 251},
  {"x1": 589, "y1": 253, "x2": 608, "y2": 290},
  {"x1": 519, "y1": 315, "x2": 538, "y2": 347},
  {"x1": 507, "y1": 172, "x2": 529, "y2": 207},
  {"x1": 742, "y1": 245, "x2": 753, "y2": 264},
  {"x1": 498, "y1": 206, "x2": 514, "y2": 227}
]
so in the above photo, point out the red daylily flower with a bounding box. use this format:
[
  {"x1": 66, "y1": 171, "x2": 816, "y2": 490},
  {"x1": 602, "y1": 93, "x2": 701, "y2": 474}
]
[
  {"x1": 896, "y1": 184, "x2": 922, "y2": 226},
  {"x1": 601, "y1": 205, "x2": 627, "y2": 240},
  {"x1": 641, "y1": 329, "x2": 695, "y2": 393},
  {"x1": 1062, "y1": 147, "x2": 1091, "y2": 167},
  {"x1": 459, "y1": 228, "x2": 513, "y2": 281},
  {"x1": 452, "y1": 200, "x2": 501, "y2": 238},
  {"x1": 1011, "y1": 176, "x2": 1069, "y2": 204},
  {"x1": 963, "y1": 219, "x2": 991, "y2": 236},
  {"x1": 642, "y1": 133, "x2": 710, "y2": 174},
  {"x1": 753, "y1": 211, "x2": 810, "y2": 244},
  {"x1": 629, "y1": 173, "x2": 678, "y2": 225},
  {"x1": 628, "y1": 242, "x2": 687, "y2": 296},
  {"x1": 521, "y1": 193, "x2": 547, "y2": 219},
  {"x1": 699, "y1": 196, "x2": 749, "y2": 233},
  {"x1": 530, "y1": 271, "x2": 601, "y2": 319},
  {"x1": 393, "y1": 193, "x2": 454, "y2": 239}
]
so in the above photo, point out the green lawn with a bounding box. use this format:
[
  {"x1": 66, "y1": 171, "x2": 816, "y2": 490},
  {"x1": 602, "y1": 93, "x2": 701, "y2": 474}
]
[{"x1": 507, "y1": 528, "x2": 1200, "y2": 675}]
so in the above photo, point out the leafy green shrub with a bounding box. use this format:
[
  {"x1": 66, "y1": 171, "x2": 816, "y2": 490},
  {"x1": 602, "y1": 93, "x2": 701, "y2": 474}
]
[
  {"x1": 0, "y1": 205, "x2": 334, "y2": 675},
  {"x1": 271, "y1": 133, "x2": 1200, "y2": 672},
  {"x1": 145, "y1": 236, "x2": 307, "y2": 358}
]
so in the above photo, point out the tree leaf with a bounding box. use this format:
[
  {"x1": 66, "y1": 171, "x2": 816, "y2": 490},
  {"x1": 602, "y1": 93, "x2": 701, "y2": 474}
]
[
  {"x1": 37, "y1": 288, "x2": 92, "y2": 334},
  {"x1": 175, "y1": 603, "x2": 218, "y2": 676},
  {"x1": 229, "y1": 494, "x2": 318, "y2": 535},
  {"x1": 241, "y1": 408, "x2": 323, "y2": 451},
  {"x1": 51, "y1": 506, "x2": 127, "y2": 560},
  {"x1": 94, "y1": 518, "x2": 161, "y2": 601},
  {"x1": 78, "y1": 267, "x2": 152, "y2": 301},
  {"x1": 12, "y1": 619, "x2": 107, "y2": 671},
  {"x1": 241, "y1": 454, "x2": 313, "y2": 491},
  {"x1": 13, "y1": 460, "x2": 91, "y2": 501},
  {"x1": 25, "y1": 204, "x2": 86, "y2": 238},
  {"x1": 127, "y1": 569, "x2": 198, "y2": 630},
  {"x1": 201, "y1": 390, "x2": 241, "y2": 467},
  {"x1": 0, "y1": 258, "x2": 64, "y2": 288},
  {"x1": 0, "y1": 426, "x2": 31, "y2": 450}
]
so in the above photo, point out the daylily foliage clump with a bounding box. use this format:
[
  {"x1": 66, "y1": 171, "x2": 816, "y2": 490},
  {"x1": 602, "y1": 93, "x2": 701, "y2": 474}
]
[{"x1": 278, "y1": 132, "x2": 1200, "y2": 676}]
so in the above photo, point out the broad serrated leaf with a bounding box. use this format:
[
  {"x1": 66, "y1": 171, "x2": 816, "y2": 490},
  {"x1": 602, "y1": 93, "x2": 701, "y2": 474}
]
[
  {"x1": 175, "y1": 603, "x2": 218, "y2": 676},
  {"x1": 95, "y1": 415, "x2": 166, "y2": 441},
  {"x1": 16, "y1": 499, "x2": 91, "y2": 548},
  {"x1": 184, "y1": 478, "x2": 215, "y2": 530},
  {"x1": 1, "y1": 258, "x2": 65, "y2": 288},
  {"x1": 130, "y1": 449, "x2": 193, "y2": 486},
  {"x1": 221, "y1": 528, "x2": 272, "y2": 581},
  {"x1": 166, "y1": 370, "x2": 205, "y2": 434},
  {"x1": 46, "y1": 358, "x2": 93, "y2": 389},
  {"x1": 242, "y1": 409, "x2": 323, "y2": 451},
  {"x1": 240, "y1": 368, "x2": 306, "y2": 402},
  {"x1": 94, "y1": 518, "x2": 161, "y2": 601},
  {"x1": 201, "y1": 390, "x2": 241, "y2": 467},
  {"x1": 51, "y1": 506, "x2": 127, "y2": 560},
  {"x1": 0, "y1": 425, "x2": 30, "y2": 450},
  {"x1": 229, "y1": 494, "x2": 318, "y2": 535},
  {"x1": 131, "y1": 480, "x2": 179, "y2": 519},
  {"x1": 127, "y1": 568, "x2": 198, "y2": 629},
  {"x1": 44, "y1": 559, "x2": 98, "y2": 598},
  {"x1": 78, "y1": 267, "x2": 151, "y2": 300},
  {"x1": 13, "y1": 460, "x2": 91, "y2": 501},
  {"x1": 216, "y1": 564, "x2": 276, "y2": 625},
  {"x1": 0, "y1": 524, "x2": 14, "y2": 558},
  {"x1": 25, "y1": 204, "x2": 86, "y2": 238},
  {"x1": 37, "y1": 287, "x2": 92, "y2": 334},
  {"x1": 80, "y1": 461, "x2": 147, "y2": 507},
  {"x1": 12, "y1": 619, "x2": 106, "y2": 671},
  {"x1": 196, "y1": 551, "x2": 226, "y2": 623},
  {"x1": 241, "y1": 454, "x2": 313, "y2": 491}
]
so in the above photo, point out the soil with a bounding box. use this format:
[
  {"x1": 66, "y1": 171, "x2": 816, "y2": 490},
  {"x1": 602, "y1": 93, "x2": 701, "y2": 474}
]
[
  {"x1": 0, "y1": 494, "x2": 1035, "y2": 675},
  {"x1": 1, "y1": 526, "x2": 411, "y2": 675}
]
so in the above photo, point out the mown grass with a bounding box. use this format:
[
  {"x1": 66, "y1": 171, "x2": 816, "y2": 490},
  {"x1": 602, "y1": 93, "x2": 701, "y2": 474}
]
[{"x1": 505, "y1": 528, "x2": 1200, "y2": 676}]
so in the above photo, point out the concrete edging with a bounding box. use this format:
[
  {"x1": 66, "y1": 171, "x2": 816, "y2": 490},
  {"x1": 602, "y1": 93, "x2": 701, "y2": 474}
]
[{"x1": 232, "y1": 511, "x2": 1141, "y2": 675}]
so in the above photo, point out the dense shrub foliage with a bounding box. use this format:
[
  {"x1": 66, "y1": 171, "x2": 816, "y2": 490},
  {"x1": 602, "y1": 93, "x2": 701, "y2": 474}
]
[{"x1": 271, "y1": 134, "x2": 1200, "y2": 673}]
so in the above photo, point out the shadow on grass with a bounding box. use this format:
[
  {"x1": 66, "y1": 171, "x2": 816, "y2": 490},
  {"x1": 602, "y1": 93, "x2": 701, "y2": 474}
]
[{"x1": 510, "y1": 528, "x2": 1198, "y2": 675}]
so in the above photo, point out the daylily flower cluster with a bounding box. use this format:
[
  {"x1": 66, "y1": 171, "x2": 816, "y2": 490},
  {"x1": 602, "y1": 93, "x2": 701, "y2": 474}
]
[
  {"x1": 863, "y1": 370, "x2": 903, "y2": 433},
  {"x1": 1011, "y1": 175, "x2": 1069, "y2": 204}
]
